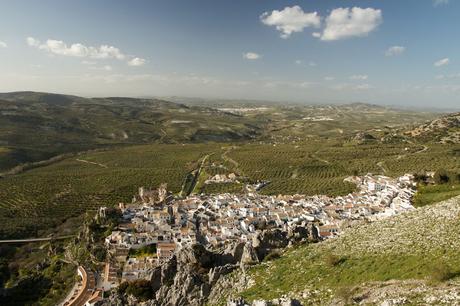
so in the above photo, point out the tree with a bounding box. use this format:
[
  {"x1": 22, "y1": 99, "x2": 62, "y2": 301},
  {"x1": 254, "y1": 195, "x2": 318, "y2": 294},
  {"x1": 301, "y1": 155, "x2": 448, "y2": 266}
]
[
  {"x1": 434, "y1": 169, "x2": 450, "y2": 184},
  {"x1": 125, "y1": 279, "x2": 154, "y2": 301}
]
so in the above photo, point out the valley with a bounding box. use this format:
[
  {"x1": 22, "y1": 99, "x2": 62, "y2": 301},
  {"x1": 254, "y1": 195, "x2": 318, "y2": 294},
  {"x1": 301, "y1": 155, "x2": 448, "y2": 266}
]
[{"x1": 0, "y1": 92, "x2": 458, "y2": 306}]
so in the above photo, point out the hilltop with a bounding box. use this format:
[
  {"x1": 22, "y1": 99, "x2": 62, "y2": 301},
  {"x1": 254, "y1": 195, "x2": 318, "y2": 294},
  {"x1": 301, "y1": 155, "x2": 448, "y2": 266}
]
[{"x1": 220, "y1": 195, "x2": 460, "y2": 305}]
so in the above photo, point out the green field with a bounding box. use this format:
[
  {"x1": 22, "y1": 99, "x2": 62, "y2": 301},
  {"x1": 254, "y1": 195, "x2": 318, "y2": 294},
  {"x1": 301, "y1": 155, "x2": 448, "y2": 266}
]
[
  {"x1": 0, "y1": 140, "x2": 458, "y2": 239},
  {"x1": 414, "y1": 183, "x2": 460, "y2": 207},
  {"x1": 0, "y1": 144, "x2": 216, "y2": 238}
]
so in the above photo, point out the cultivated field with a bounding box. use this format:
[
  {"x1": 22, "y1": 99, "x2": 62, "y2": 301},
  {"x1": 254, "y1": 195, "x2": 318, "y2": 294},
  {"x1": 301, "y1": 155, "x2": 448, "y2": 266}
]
[{"x1": 0, "y1": 140, "x2": 458, "y2": 239}]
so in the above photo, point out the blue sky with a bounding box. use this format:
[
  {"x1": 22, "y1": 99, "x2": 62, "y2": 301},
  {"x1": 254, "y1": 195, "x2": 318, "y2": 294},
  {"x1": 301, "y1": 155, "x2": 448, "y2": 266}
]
[{"x1": 0, "y1": 0, "x2": 459, "y2": 108}]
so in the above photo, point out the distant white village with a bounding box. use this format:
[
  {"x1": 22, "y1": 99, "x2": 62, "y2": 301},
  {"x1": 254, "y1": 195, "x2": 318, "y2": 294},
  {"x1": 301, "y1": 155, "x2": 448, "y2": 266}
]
[{"x1": 98, "y1": 173, "x2": 416, "y2": 291}]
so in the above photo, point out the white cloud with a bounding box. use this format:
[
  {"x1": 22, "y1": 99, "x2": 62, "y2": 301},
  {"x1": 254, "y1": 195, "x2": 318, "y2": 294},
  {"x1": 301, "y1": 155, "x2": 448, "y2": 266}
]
[
  {"x1": 26, "y1": 37, "x2": 40, "y2": 47},
  {"x1": 434, "y1": 0, "x2": 449, "y2": 6},
  {"x1": 127, "y1": 57, "x2": 147, "y2": 66},
  {"x1": 26, "y1": 37, "x2": 146, "y2": 65},
  {"x1": 27, "y1": 37, "x2": 123, "y2": 59},
  {"x1": 350, "y1": 74, "x2": 369, "y2": 80},
  {"x1": 0, "y1": 41, "x2": 7, "y2": 48},
  {"x1": 324, "y1": 76, "x2": 335, "y2": 81},
  {"x1": 434, "y1": 58, "x2": 449, "y2": 67},
  {"x1": 312, "y1": 32, "x2": 321, "y2": 38},
  {"x1": 385, "y1": 46, "x2": 405, "y2": 56},
  {"x1": 260, "y1": 6, "x2": 321, "y2": 38},
  {"x1": 243, "y1": 52, "x2": 261, "y2": 60},
  {"x1": 295, "y1": 60, "x2": 317, "y2": 67},
  {"x1": 320, "y1": 7, "x2": 382, "y2": 41}
]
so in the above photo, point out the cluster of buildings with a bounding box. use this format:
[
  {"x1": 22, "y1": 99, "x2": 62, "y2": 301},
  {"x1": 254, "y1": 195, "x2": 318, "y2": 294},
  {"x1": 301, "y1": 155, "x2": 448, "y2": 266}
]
[
  {"x1": 204, "y1": 173, "x2": 239, "y2": 184},
  {"x1": 100, "y1": 174, "x2": 416, "y2": 288}
]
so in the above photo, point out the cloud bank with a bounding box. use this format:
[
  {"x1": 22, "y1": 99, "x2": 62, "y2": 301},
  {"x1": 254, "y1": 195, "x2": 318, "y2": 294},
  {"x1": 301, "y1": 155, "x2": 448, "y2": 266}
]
[
  {"x1": 261, "y1": 6, "x2": 382, "y2": 42},
  {"x1": 26, "y1": 37, "x2": 146, "y2": 66}
]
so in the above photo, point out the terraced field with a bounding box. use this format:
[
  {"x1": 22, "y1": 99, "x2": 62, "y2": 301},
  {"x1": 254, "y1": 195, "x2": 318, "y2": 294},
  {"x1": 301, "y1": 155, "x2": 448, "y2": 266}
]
[
  {"x1": 0, "y1": 144, "x2": 216, "y2": 238},
  {"x1": 0, "y1": 140, "x2": 458, "y2": 239}
]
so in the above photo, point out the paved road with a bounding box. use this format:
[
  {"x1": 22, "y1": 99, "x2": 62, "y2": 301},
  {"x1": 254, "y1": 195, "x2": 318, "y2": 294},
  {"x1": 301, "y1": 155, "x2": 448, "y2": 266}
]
[{"x1": 0, "y1": 235, "x2": 75, "y2": 244}]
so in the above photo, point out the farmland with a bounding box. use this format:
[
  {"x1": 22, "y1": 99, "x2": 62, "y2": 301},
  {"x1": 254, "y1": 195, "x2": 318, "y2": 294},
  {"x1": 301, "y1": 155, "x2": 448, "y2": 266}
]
[
  {"x1": 0, "y1": 93, "x2": 458, "y2": 239},
  {"x1": 0, "y1": 138, "x2": 458, "y2": 239}
]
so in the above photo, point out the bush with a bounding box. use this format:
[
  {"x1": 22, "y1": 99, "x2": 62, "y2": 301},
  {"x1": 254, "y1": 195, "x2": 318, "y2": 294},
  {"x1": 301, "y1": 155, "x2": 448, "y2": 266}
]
[
  {"x1": 118, "y1": 281, "x2": 129, "y2": 294},
  {"x1": 336, "y1": 286, "x2": 360, "y2": 304},
  {"x1": 434, "y1": 169, "x2": 450, "y2": 184},
  {"x1": 430, "y1": 263, "x2": 458, "y2": 283},
  {"x1": 264, "y1": 250, "x2": 281, "y2": 261},
  {"x1": 325, "y1": 253, "x2": 346, "y2": 267},
  {"x1": 125, "y1": 279, "x2": 154, "y2": 301}
]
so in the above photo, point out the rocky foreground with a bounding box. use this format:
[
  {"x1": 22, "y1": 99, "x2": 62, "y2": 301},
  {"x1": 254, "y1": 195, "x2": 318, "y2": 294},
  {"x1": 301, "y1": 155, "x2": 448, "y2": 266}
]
[
  {"x1": 100, "y1": 225, "x2": 316, "y2": 306},
  {"x1": 217, "y1": 195, "x2": 460, "y2": 306},
  {"x1": 100, "y1": 196, "x2": 460, "y2": 305}
]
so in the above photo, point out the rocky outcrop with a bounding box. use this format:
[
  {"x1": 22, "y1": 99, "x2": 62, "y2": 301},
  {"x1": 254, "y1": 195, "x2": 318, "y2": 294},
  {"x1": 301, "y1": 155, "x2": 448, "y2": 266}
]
[
  {"x1": 227, "y1": 297, "x2": 303, "y2": 306},
  {"x1": 104, "y1": 226, "x2": 315, "y2": 306}
]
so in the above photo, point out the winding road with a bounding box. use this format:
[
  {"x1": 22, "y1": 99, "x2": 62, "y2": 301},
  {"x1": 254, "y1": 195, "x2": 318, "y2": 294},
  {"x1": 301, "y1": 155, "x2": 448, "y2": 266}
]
[{"x1": 0, "y1": 235, "x2": 75, "y2": 244}]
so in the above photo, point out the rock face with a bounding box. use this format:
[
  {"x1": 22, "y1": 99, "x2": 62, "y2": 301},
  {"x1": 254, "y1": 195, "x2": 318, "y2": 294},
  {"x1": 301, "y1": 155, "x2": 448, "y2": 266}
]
[
  {"x1": 104, "y1": 226, "x2": 315, "y2": 306},
  {"x1": 227, "y1": 297, "x2": 303, "y2": 306},
  {"x1": 352, "y1": 132, "x2": 376, "y2": 144}
]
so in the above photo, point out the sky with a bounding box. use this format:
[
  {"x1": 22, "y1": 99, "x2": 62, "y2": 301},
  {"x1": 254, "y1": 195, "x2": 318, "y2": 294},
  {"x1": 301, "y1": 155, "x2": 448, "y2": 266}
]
[{"x1": 0, "y1": 0, "x2": 459, "y2": 108}]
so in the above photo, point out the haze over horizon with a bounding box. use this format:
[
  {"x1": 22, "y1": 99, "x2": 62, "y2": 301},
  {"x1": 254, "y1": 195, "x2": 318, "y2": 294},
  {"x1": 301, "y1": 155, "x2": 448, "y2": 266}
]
[{"x1": 1, "y1": 0, "x2": 459, "y2": 108}]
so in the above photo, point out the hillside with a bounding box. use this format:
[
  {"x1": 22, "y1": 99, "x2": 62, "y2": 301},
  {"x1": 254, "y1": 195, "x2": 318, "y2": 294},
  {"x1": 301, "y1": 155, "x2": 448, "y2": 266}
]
[
  {"x1": 406, "y1": 112, "x2": 460, "y2": 143},
  {"x1": 0, "y1": 92, "x2": 440, "y2": 172},
  {"x1": 0, "y1": 91, "x2": 260, "y2": 171},
  {"x1": 223, "y1": 196, "x2": 460, "y2": 305},
  {"x1": 0, "y1": 139, "x2": 458, "y2": 239}
]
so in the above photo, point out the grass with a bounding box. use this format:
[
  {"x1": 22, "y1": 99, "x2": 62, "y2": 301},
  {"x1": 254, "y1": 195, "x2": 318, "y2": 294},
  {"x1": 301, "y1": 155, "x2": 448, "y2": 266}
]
[
  {"x1": 242, "y1": 252, "x2": 458, "y2": 301},
  {"x1": 414, "y1": 184, "x2": 460, "y2": 207},
  {"x1": 237, "y1": 196, "x2": 460, "y2": 303}
]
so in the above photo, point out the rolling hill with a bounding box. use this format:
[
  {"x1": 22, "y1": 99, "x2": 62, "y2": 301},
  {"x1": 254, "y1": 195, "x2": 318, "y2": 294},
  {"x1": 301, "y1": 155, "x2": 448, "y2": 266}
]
[
  {"x1": 0, "y1": 91, "x2": 260, "y2": 171},
  {"x1": 406, "y1": 112, "x2": 460, "y2": 143}
]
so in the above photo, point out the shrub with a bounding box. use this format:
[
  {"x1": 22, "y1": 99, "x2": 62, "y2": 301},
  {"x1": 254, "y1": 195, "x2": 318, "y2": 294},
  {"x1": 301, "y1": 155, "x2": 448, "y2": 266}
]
[
  {"x1": 125, "y1": 279, "x2": 154, "y2": 301},
  {"x1": 264, "y1": 250, "x2": 281, "y2": 261},
  {"x1": 336, "y1": 286, "x2": 360, "y2": 304},
  {"x1": 434, "y1": 169, "x2": 450, "y2": 184},
  {"x1": 430, "y1": 263, "x2": 458, "y2": 283},
  {"x1": 325, "y1": 253, "x2": 346, "y2": 267}
]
